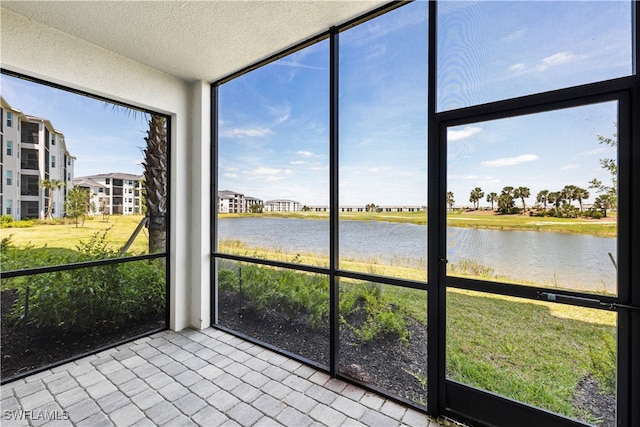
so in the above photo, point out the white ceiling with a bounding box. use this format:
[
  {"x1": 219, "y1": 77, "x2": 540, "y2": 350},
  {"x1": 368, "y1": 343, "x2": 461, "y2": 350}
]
[{"x1": 2, "y1": 0, "x2": 389, "y2": 83}]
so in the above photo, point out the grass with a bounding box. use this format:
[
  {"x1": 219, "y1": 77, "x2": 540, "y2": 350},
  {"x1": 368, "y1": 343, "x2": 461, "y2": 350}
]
[
  {"x1": 1, "y1": 214, "x2": 150, "y2": 257},
  {"x1": 447, "y1": 288, "x2": 615, "y2": 417},
  {"x1": 220, "y1": 210, "x2": 617, "y2": 237}
]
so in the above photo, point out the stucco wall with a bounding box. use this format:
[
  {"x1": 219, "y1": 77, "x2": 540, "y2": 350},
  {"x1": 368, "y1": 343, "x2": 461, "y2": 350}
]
[{"x1": 1, "y1": 7, "x2": 209, "y2": 331}]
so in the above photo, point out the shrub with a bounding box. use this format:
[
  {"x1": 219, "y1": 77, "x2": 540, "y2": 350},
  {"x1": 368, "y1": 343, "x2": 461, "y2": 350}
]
[
  {"x1": 221, "y1": 263, "x2": 329, "y2": 329},
  {"x1": 6, "y1": 231, "x2": 165, "y2": 333},
  {"x1": 1, "y1": 215, "x2": 34, "y2": 228},
  {"x1": 340, "y1": 282, "x2": 411, "y2": 344},
  {"x1": 1, "y1": 214, "x2": 14, "y2": 226}
]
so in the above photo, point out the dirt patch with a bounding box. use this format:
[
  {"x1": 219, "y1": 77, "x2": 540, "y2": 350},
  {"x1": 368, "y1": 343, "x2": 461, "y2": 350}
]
[
  {"x1": 573, "y1": 376, "x2": 615, "y2": 427},
  {"x1": 1, "y1": 289, "x2": 165, "y2": 382}
]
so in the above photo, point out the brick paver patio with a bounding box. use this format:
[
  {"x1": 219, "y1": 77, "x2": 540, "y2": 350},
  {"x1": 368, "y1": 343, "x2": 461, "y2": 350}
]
[{"x1": 1, "y1": 328, "x2": 448, "y2": 427}]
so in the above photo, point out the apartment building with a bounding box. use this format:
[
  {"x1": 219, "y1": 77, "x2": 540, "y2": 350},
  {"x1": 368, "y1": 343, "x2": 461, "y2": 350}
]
[
  {"x1": 74, "y1": 173, "x2": 143, "y2": 215},
  {"x1": 0, "y1": 96, "x2": 75, "y2": 219},
  {"x1": 263, "y1": 199, "x2": 300, "y2": 212},
  {"x1": 218, "y1": 190, "x2": 245, "y2": 213}
]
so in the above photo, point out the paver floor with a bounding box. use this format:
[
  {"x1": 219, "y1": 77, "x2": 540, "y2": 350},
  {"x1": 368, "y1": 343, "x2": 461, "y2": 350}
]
[{"x1": 1, "y1": 328, "x2": 448, "y2": 427}]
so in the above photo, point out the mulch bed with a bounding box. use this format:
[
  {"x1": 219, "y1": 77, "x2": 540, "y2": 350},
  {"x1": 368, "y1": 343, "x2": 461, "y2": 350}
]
[{"x1": 1, "y1": 289, "x2": 165, "y2": 382}]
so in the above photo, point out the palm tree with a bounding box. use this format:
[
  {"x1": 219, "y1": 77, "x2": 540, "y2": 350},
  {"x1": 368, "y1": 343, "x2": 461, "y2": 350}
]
[
  {"x1": 469, "y1": 187, "x2": 484, "y2": 210},
  {"x1": 574, "y1": 187, "x2": 590, "y2": 212},
  {"x1": 143, "y1": 115, "x2": 167, "y2": 254},
  {"x1": 486, "y1": 192, "x2": 498, "y2": 211},
  {"x1": 513, "y1": 186, "x2": 530, "y2": 213},
  {"x1": 536, "y1": 190, "x2": 549, "y2": 211},
  {"x1": 548, "y1": 191, "x2": 563, "y2": 210},
  {"x1": 446, "y1": 192, "x2": 455, "y2": 211},
  {"x1": 562, "y1": 185, "x2": 578, "y2": 207},
  {"x1": 39, "y1": 178, "x2": 66, "y2": 220}
]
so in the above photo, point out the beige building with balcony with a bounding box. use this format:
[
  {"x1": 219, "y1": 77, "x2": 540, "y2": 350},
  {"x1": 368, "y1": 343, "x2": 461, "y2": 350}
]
[{"x1": 0, "y1": 96, "x2": 74, "y2": 219}]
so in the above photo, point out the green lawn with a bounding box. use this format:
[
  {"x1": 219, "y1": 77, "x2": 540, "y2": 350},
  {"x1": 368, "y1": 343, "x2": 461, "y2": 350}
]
[{"x1": 1, "y1": 215, "x2": 150, "y2": 256}]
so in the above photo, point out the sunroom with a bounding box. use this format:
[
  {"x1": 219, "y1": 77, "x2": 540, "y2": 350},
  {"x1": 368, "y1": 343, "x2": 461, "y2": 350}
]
[{"x1": 1, "y1": 1, "x2": 638, "y2": 427}]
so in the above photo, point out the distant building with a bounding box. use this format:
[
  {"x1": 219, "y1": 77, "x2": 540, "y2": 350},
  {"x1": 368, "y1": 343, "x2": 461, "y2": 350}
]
[
  {"x1": 244, "y1": 196, "x2": 263, "y2": 212},
  {"x1": 218, "y1": 190, "x2": 245, "y2": 213},
  {"x1": 74, "y1": 172, "x2": 143, "y2": 215},
  {"x1": 1, "y1": 96, "x2": 75, "y2": 219},
  {"x1": 264, "y1": 199, "x2": 300, "y2": 212}
]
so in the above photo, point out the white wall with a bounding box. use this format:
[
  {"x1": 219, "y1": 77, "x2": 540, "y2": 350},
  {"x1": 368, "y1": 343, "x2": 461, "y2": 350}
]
[{"x1": 1, "y1": 7, "x2": 210, "y2": 332}]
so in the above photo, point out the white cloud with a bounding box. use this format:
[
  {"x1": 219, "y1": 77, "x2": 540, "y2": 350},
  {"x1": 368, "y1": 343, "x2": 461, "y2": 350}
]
[
  {"x1": 297, "y1": 150, "x2": 315, "y2": 157},
  {"x1": 290, "y1": 160, "x2": 308, "y2": 165},
  {"x1": 448, "y1": 126, "x2": 482, "y2": 141},
  {"x1": 223, "y1": 173, "x2": 238, "y2": 178},
  {"x1": 578, "y1": 147, "x2": 609, "y2": 156},
  {"x1": 247, "y1": 167, "x2": 281, "y2": 176},
  {"x1": 560, "y1": 164, "x2": 580, "y2": 170},
  {"x1": 268, "y1": 104, "x2": 291, "y2": 124},
  {"x1": 275, "y1": 59, "x2": 325, "y2": 71},
  {"x1": 481, "y1": 154, "x2": 539, "y2": 167},
  {"x1": 504, "y1": 29, "x2": 526, "y2": 42},
  {"x1": 538, "y1": 51, "x2": 583, "y2": 71},
  {"x1": 221, "y1": 127, "x2": 273, "y2": 138},
  {"x1": 509, "y1": 63, "x2": 525, "y2": 72},
  {"x1": 367, "y1": 166, "x2": 390, "y2": 173}
]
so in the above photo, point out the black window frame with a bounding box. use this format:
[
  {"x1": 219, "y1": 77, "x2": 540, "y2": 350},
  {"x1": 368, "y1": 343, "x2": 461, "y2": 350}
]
[{"x1": 0, "y1": 68, "x2": 172, "y2": 384}]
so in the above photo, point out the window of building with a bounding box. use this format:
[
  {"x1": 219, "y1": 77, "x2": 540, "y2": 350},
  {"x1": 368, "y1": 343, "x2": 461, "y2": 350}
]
[
  {"x1": 6, "y1": 170, "x2": 12, "y2": 186},
  {"x1": 6, "y1": 111, "x2": 12, "y2": 128},
  {"x1": 98, "y1": 188, "x2": 104, "y2": 193},
  {"x1": 105, "y1": 178, "x2": 110, "y2": 184},
  {"x1": 51, "y1": 155, "x2": 55, "y2": 168},
  {"x1": 5, "y1": 199, "x2": 12, "y2": 215},
  {"x1": 51, "y1": 134, "x2": 56, "y2": 145},
  {"x1": 6, "y1": 141, "x2": 12, "y2": 156}
]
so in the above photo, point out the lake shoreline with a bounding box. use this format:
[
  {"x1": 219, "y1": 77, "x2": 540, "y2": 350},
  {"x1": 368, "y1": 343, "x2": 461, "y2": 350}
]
[{"x1": 219, "y1": 209, "x2": 617, "y2": 237}]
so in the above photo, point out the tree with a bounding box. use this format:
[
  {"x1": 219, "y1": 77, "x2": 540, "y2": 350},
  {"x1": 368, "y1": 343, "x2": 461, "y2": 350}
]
[
  {"x1": 574, "y1": 187, "x2": 589, "y2": 212},
  {"x1": 365, "y1": 203, "x2": 379, "y2": 212},
  {"x1": 594, "y1": 193, "x2": 615, "y2": 217},
  {"x1": 513, "y1": 186, "x2": 530, "y2": 213},
  {"x1": 65, "y1": 186, "x2": 89, "y2": 227},
  {"x1": 486, "y1": 192, "x2": 498, "y2": 211},
  {"x1": 547, "y1": 191, "x2": 563, "y2": 210},
  {"x1": 497, "y1": 193, "x2": 515, "y2": 214},
  {"x1": 39, "y1": 179, "x2": 66, "y2": 220},
  {"x1": 597, "y1": 128, "x2": 617, "y2": 186},
  {"x1": 142, "y1": 115, "x2": 167, "y2": 254},
  {"x1": 446, "y1": 192, "x2": 455, "y2": 211},
  {"x1": 536, "y1": 190, "x2": 549, "y2": 211},
  {"x1": 469, "y1": 187, "x2": 484, "y2": 210}
]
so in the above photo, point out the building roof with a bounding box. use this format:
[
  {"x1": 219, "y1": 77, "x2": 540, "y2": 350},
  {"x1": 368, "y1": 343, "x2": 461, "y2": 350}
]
[
  {"x1": 73, "y1": 177, "x2": 106, "y2": 188},
  {"x1": 218, "y1": 190, "x2": 242, "y2": 198},
  {"x1": 265, "y1": 199, "x2": 300, "y2": 204},
  {"x1": 76, "y1": 172, "x2": 143, "y2": 181}
]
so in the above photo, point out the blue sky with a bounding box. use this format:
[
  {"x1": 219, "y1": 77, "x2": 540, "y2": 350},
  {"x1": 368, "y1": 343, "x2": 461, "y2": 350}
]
[
  {"x1": 1, "y1": 74, "x2": 149, "y2": 178},
  {"x1": 218, "y1": 0, "x2": 630, "y2": 208},
  {"x1": 1, "y1": 1, "x2": 631, "y2": 207}
]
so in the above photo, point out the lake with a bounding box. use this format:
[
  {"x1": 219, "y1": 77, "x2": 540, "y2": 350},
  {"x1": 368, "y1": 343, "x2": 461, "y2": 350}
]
[{"x1": 217, "y1": 217, "x2": 617, "y2": 293}]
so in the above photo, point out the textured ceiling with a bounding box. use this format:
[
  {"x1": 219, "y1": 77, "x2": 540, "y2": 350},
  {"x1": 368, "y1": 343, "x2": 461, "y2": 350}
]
[{"x1": 1, "y1": 0, "x2": 388, "y2": 83}]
